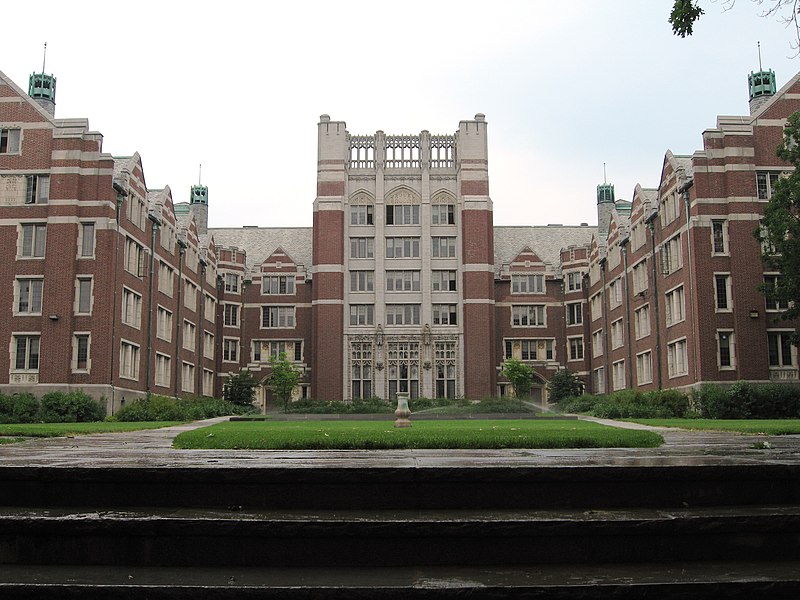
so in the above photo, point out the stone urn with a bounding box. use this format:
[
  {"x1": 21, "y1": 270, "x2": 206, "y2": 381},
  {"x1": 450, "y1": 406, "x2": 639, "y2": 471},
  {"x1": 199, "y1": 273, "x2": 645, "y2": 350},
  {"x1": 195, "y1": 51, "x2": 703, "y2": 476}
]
[{"x1": 394, "y1": 392, "x2": 412, "y2": 428}]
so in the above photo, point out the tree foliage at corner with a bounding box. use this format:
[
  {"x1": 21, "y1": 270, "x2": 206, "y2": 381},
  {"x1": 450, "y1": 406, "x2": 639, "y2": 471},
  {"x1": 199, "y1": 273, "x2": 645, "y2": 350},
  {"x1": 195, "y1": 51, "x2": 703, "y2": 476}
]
[
  {"x1": 547, "y1": 369, "x2": 585, "y2": 404},
  {"x1": 501, "y1": 358, "x2": 533, "y2": 399},
  {"x1": 223, "y1": 370, "x2": 259, "y2": 406},
  {"x1": 670, "y1": 0, "x2": 705, "y2": 37},
  {"x1": 756, "y1": 111, "x2": 800, "y2": 342},
  {"x1": 267, "y1": 352, "x2": 301, "y2": 413}
]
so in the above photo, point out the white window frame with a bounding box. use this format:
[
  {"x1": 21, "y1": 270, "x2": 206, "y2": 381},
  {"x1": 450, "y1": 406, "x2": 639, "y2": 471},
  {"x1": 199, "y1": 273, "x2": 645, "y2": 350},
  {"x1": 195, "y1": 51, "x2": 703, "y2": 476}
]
[
  {"x1": 75, "y1": 276, "x2": 93, "y2": 315},
  {"x1": 511, "y1": 305, "x2": 546, "y2": 327},
  {"x1": 14, "y1": 277, "x2": 43, "y2": 316},
  {"x1": 223, "y1": 337, "x2": 240, "y2": 363},
  {"x1": 714, "y1": 273, "x2": 732, "y2": 313},
  {"x1": 667, "y1": 337, "x2": 689, "y2": 379},
  {"x1": 568, "y1": 336, "x2": 584, "y2": 361},
  {"x1": 78, "y1": 222, "x2": 95, "y2": 258},
  {"x1": 636, "y1": 350, "x2": 653, "y2": 385},
  {"x1": 72, "y1": 332, "x2": 91, "y2": 373},
  {"x1": 717, "y1": 330, "x2": 736, "y2": 370},
  {"x1": 262, "y1": 306, "x2": 296, "y2": 328}
]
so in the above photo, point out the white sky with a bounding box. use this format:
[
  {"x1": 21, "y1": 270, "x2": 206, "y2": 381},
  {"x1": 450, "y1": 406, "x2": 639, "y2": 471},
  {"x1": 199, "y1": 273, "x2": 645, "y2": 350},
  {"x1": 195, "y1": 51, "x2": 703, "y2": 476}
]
[{"x1": 2, "y1": 1, "x2": 799, "y2": 228}]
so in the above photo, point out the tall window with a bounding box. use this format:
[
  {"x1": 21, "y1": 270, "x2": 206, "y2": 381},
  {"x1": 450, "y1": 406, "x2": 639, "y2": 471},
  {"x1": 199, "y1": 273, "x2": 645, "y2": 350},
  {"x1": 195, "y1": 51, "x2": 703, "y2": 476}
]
[
  {"x1": 157, "y1": 307, "x2": 173, "y2": 341},
  {"x1": 711, "y1": 220, "x2": 727, "y2": 254},
  {"x1": 79, "y1": 223, "x2": 95, "y2": 257},
  {"x1": 432, "y1": 304, "x2": 457, "y2": 325},
  {"x1": 76, "y1": 277, "x2": 92, "y2": 314},
  {"x1": 568, "y1": 337, "x2": 584, "y2": 361},
  {"x1": 184, "y1": 281, "x2": 197, "y2": 311},
  {"x1": 431, "y1": 236, "x2": 457, "y2": 258},
  {"x1": 566, "y1": 302, "x2": 583, "y2": 326},
  {"x1": 159, "y1": 262, "x2": 174, "y2": 296},
  {"x1": 431, "y1": 205, "x2": 455, "y2": 225},
  {"x1": 632, "y1": 260, "x2": 648, "y2": 295},
  {"x1": 222, "y1": 273, "x2": 238, "y2": 293},
  {"x1": 636, "y1": 351, "x2": 652, "y2": 385},
  {"x1": 224, "y1": 304, "x2": 239, "y2": 327},
  {"x1": 20, "y1": 224, "x2": 46, "y2": 258},
  {"x1": 718, "y1": 330, "x2": 735, "y2": 369},
  {"x1": 121, "y1": 288, "x2": 142, "y2": 328},
  {"x1": 593, "y1": 367, "x2": 605, "y2": 394},
  {"x1": 662, "y1": 235, "x2": 683, "y2": 274},
  {"x1": 155, "y1": 353, "x2": 171, "y2": 387},
  {"x1": 13, "y1": 335, "x2": 40, "y2": 371},
  {"x1": 124, "y1": 238, "x2": 144, "y2": 276},
  {"x1": 504, "y1": 339, "x2": 554, "y2": 361},
  {"x1": 182, "y1": 362, "x2": 195, "y2": 393},
  {"x1": 350, "y1": 237, "x2": 375, "y2": 258},
  {"x1": 386, "y1": 204, "x2": 419, "y2": 225},
  {"x1": 714, "y1": 274, "x2": 731, "y2": 311},
  {"x1": 512, "y1": 305, "x2": 545, "y2": 327},
  {"x1": 387, "y1": 341, "x2": 420, "y2": 400},
  {"x1": 120, "y1": 341, "x2": 140, "y2": 380},
  {"x1": 16, "y1": 278, "x2": 43, "y2": 314},
  {"x1": 609, "y1": 278, "x2": 623, "y2": 308},
  {"x1": 350, "y1": 341, "x2": 373, "y2": 400},
  {"x1": 634, "y1": 305, "x2": 651, "y2": 339},
  {"x1": 262, "y1": 306, "x2": 295, "y2": 328},
  {"x1": 757, "y1": 171, "x2": 781, "y2": 200},
  {"x1": 25, "y1": 175, "x2": 49, "y2": 204},
  {"x1": 386, "y1": 237, "x2": 420, "y2": 258},
  {"x1": 432, "y1": 270, "x2": 457, "y2": 291},
  {"x1": 183, "y1": 320, "x2": 197, "y2": 352},
  {"x1": 667, "y1": 339, "x2": 688, "y2": 378},
  {"x1": 566, "y1": 271, "x2": 583, "y2": 291},
  {"x1": 611, "y1": 319, "x2": 624, "y2": 349},
  {"x1": 223, "y1": 338, "x2": 239, "y2": 362},
  {"x1": 73, "y1": 334, "x2": 90, "y2": 372},
  {"x1": 764, "y1": 275, "x2": 789, "y2": 311},
  {"x1": 350, "y1": 271, "x2": 374, "y2": 292},
  {"x1": 386, "y1": 270, "x2": 420, "y2": 291},
  {"x1": 204, "y1": 332, "x2": 215, "y2": 359},
  {"x1": 665, "y1": 286, "x2": 685, "y2": 326},
  {"x1": 590, "y1": 293, "x2": 603, "y2": 321},
  {"x1": 435, "y1": 342, "x2": 457, "y2": 398},
  {"x1": 768, "y1": 331, "x2": 795, "y2": 367},
  {"x1": 386, "y1": 304, "x2": 420, "y2": 325},
  {"x1": 592, "y1": 330, "x2": 603, "y2": 358},
  {"x1": 612, "y1": 360, "x2": 626, "y2": 390},
  {"x1": 349, "y1": 304, "x2": 374, "y2": 326},
  {"x1": 511, "y1": 274, "x2": 544, "y2": 294},
  {"x1": 263, "y1": 275, "x2": 295, "y2": 295}
]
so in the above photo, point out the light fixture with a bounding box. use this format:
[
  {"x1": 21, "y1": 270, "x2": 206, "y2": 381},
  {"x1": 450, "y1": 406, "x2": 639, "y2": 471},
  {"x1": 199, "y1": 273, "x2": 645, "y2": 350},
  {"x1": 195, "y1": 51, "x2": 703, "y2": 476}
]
[{"x1": 48, "y1": 314, "x2": 58, "y2": 321}]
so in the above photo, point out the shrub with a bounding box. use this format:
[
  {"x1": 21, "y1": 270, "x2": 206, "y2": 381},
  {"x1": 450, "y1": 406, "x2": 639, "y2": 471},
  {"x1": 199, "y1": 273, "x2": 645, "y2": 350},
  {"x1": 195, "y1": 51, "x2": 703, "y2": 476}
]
[
  {"x1": 39, "y1": 391, "x2": 105, "y2": 423},
  {"x1": 547, "y1": 369, "x2": 585, "y2": 403},
  {"x1": 557, "y1": 389, "x2": 689, "y2": 419},
  {"x1": 114, "y1": 395, "x2": 251, "y2": 422},
  {"x1": 0, "y1": 392, "x2": 40, "y2": 423},
  {"x1": 749, "y1": 383, "x2": 800, "y2": 418}
]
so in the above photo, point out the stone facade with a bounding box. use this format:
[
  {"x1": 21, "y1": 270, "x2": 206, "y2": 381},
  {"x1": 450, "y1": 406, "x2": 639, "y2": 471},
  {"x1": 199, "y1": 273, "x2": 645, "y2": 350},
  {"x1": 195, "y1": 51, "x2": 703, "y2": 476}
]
[{"x1": 0, "y1": 66, "x2": 798, "y2": 412}]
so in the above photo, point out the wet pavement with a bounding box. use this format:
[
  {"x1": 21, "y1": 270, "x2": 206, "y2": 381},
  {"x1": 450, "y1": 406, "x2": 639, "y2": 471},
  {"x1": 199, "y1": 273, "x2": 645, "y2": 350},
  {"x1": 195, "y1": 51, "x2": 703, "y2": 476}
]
[{"x1": 1, "y1": 415, "x2": 799, "y2": 469}]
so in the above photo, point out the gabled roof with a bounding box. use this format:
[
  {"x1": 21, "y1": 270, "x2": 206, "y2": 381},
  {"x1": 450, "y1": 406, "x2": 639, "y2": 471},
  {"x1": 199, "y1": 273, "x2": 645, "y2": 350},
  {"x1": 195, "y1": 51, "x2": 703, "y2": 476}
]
[
  {"x1": 0, "y1": 70, "x2": 56, "y2": 123},
  {"x1": 209, "y1": 227, "x2": 313, "y2": 273},
  {"x1": 493, "y1": 225, "x2": 596, "y2": 273}
]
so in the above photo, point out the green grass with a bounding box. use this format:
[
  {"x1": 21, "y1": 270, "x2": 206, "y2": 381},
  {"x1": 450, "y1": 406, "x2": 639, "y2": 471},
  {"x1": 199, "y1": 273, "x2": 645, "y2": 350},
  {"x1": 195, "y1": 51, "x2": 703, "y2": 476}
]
[
  {"x1": 627, "y1": 419, "x2": 800, "y2": 435},
  {"x1": 0, "y1": 422, "x2": 181, "y2": 438},
  {"x1": 173, "y1": 420, "x2": 663, "y2": 450},
  {"x1": 0, "y1": 437, "x2": 24, "y2": 444}
]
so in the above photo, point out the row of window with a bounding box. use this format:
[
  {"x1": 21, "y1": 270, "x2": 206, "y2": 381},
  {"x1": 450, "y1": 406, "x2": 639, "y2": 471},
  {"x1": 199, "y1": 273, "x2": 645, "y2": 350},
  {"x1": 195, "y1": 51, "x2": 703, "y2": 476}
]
[
  {"x1": 350, "y1": 237, "x2": 458, "y2": 259},
  {"x1": 350, "y1": 204, "x2": 456, "y2": 226}
]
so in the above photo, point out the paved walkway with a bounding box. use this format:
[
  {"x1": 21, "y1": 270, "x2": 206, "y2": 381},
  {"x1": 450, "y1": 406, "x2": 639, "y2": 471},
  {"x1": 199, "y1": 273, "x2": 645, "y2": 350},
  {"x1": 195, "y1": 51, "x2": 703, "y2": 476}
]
[{"x1": 1, "y1": 416, "x2": 800, "y2": 469}]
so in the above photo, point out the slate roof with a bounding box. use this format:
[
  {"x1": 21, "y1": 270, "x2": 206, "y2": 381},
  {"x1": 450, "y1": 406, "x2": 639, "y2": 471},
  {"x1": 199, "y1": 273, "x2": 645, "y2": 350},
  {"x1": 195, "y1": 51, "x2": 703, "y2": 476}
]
[
  {"x1": 493, "y1": 225, "x2": 596, "y2": 273},
  {"x1": 209, "y1": 227, "x2": 314, "y2": 272},
  {"x1": 208, "y1": 224, "x2": 596, "y2": 277}
]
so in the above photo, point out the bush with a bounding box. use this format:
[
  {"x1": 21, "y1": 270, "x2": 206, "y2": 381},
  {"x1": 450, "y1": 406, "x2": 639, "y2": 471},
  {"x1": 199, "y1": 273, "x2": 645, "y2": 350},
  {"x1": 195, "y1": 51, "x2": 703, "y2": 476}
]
[
  {"x1": 0, "y1": 393, "x2": 40, "y2": 423},
  {"x1": 114, "y1": 395, "x2": 252, "y2": 422},
  {"x1": 694, "y1": 383, "x2": 800, "y2": 419},
  {"x1": 286, "y1": 398, "x2": 394, "y2": 414},
  {"x1": 557, "y1": 389, "x2": 689, "y2": 419},
  {"x1": 39, "y1": 391, "x2": 105, "y2": 423}
]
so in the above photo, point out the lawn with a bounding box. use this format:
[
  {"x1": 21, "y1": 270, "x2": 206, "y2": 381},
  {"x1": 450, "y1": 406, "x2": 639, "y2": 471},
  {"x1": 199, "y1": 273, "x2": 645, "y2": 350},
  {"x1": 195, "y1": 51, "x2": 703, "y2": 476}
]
[
  {"x1": 173, "y1": 419, "x2": 663, "y2": 450},
  {"x1": 627, "y1": 419, "x2": 800, "y2": 435},
  {"x1": 0, "y1": 422, "x2": 182, "y2": 438}
]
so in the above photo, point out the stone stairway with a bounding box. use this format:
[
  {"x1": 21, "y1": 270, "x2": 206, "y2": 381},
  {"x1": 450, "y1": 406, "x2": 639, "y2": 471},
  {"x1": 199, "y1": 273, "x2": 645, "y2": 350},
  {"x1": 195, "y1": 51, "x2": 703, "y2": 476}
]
[{"x1": 1, "y1": 461, "x2": 799, "y2": 598}]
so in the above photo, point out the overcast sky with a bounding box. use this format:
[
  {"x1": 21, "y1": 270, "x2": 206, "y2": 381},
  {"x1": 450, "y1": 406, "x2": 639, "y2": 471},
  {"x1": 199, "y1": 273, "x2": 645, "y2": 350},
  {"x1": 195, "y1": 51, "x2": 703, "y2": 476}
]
[{"x1": 2, "y1": 1, "x2": 799, "y2": 228}]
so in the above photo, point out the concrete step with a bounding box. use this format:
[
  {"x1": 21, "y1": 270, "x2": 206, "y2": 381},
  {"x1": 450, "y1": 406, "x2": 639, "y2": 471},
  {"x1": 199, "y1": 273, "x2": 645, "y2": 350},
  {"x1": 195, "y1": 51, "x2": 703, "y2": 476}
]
[
  {"x1": 1, "y1": 561, "x2": 799, "y2": 599},
  {"x1": 2, "y1": 506, "x2": 799, "y2": 567},
  {"x1": 2, "y1": 463, "x2": 799, "y2": 510}
]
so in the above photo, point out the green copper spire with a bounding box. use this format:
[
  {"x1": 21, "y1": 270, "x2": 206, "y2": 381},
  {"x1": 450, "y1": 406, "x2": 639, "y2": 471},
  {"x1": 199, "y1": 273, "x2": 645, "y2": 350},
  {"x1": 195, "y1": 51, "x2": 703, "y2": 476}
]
[
  {"x1": 597, "y1": 183, "x2": 615, "y2": 205},
  {"x1": 28, "y1": 43, "x2": 56, "y2": 116}
]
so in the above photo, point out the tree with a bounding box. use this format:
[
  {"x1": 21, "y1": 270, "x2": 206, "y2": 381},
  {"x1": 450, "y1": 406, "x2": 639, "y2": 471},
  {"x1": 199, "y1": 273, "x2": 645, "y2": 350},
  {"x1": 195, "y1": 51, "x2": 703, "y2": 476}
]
[
  {"x1": 670, "y1": 1, "x2": 800, "y2": 51},
  {"x1": 223, "y1": 370, "x2": 259, "y2": 406},
  {"x1": 756, "y1": 110, "x2": 800, "y2": 343},
  {"x1": 266, "y1": 352, "x2": 301, "y2": 413},
  {"x1": 547, "y1": 369, "x2": 585, "y2": 404},
  {"x1": 501, "y1": 358, "x2": 533, "y2": 399}
]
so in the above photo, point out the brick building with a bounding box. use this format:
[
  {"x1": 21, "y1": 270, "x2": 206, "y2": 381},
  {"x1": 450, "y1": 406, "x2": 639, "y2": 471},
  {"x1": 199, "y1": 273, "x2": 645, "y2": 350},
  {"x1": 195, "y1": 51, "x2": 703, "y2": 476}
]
[{"x1": 0, "y1": 64, "x2": 797, "y2": 412}]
